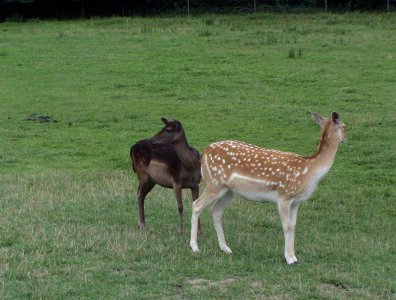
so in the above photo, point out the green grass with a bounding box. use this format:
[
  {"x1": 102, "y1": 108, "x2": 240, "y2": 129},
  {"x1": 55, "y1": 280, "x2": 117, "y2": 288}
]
[{"x1": 1, "y1": 13, "x2": 395, "y2": 299}]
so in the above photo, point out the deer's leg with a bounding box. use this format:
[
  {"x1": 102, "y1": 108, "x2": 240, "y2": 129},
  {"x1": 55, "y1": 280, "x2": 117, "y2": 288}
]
[
  {"x1": 289, "y1": 203, "x2": 299, "y2": 263},
  {"x1": 212, "y1": 191, "x2": 233, "y2": 254},
  {"x1": 173, "y1": 184, "x2": 184, "y2": 235},
  {"x1": 190, "y1": 187, "x2": 227, "y2": 253},
  {"x1": 137, "y1": 179, "x2": 155, "y2": 230},
  {"x1": 191, "y1": 186, "x2": 203, "y2": 235},
  {"x1": 278, "y1": 199, "x2": 297, "y2": 265}
]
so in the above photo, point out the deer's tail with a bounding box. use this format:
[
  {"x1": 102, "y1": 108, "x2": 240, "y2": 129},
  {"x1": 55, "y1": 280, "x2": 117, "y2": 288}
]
[{"x1": 130, "y1": 146, "x2": 137, "y2": 173}]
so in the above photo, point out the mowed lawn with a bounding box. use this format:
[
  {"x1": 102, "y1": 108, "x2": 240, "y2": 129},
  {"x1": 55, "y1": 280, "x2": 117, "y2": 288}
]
[{"x1": 0, "y1": 13, "x2": 395, "y2": 299}]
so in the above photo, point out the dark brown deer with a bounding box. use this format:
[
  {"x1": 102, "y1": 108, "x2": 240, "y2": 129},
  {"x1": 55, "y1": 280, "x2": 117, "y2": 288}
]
[{"x1": 130, "y1": 118, "x2": 201, "y2": 234}]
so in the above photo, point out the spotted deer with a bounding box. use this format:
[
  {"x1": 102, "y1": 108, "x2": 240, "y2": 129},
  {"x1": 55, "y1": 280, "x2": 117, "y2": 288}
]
[
  {"x1": 131, "y1": 118, "x2": 201, "y2": 235},
  {"x1": 190, "y1": 112, "x2": 346, "y2": 264}
]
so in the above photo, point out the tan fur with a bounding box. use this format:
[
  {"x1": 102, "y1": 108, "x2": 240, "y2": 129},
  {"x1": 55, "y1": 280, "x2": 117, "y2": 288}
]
[{"x1": 190, "y1": 112, "x2": 346, "y2": 264}]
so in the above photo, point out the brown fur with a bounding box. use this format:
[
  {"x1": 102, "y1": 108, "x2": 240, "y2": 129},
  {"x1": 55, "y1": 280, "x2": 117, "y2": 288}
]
[{"x1": 130, "y1": 118, "x2": 201, "y2": 234}]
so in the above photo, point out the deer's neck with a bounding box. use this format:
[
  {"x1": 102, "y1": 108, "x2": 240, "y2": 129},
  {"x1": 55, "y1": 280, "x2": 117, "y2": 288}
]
[
  {"x1": 173, "y1": 140, "x2": 198, "y2": 170},
  {"x1": 308, "y1": 131, "x2": 339, "y2": 175}
]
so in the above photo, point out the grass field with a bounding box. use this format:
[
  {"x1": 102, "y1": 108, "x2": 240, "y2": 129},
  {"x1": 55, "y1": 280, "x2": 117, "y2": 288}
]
[{"x1": 1, "y1": 12, "x2": 395, "y2": 299}]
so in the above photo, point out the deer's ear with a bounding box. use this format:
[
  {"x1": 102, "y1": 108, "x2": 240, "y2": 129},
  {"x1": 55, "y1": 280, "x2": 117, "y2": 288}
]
[
  {"x1": 161, "y1": 117, "x2": 170, "y2": 125},
  {"x1": 311, "y1": 112, "x2": 324, "y2": 128},
  {"x1": 331, "y1": 112, "x2": 340, "y2": 125},
  {"x1": 174, "y1": 120, "x2": 183, "y2": 131}
]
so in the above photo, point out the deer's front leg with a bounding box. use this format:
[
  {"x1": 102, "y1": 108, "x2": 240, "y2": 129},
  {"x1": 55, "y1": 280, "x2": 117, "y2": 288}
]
[
  {"x1": 278, "y1": 200, "x2": 297, "y2": 265},
  {"x1": 173, "y1": 184, "x2": 184, "y2": 235},
  {"x1": 289, "y1": 203, "x2": 299, "y2": 263}
]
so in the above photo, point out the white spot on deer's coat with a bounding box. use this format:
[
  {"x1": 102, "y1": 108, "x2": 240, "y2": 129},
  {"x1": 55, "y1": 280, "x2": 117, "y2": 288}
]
[{"x1": 303, "y1": 167, "x2": 309, "y2": 174}]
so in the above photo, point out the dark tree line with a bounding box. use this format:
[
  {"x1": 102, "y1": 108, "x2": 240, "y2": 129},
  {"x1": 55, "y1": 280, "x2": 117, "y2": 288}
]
[{"x1": 0, "y1": 0, "x2": 392, "y2": 20}]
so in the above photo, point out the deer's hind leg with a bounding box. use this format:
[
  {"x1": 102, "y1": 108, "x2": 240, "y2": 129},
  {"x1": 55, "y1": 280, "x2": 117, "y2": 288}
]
[
  {"x1": 190, "y1": 186, "x2": 229, "y2": 253},
  {"x1": 136, "y1": 174, "x2": 155, "y2": 230},
  {"x1": 212, "y1": 191, "x2": 233, "y2": 254},
  {"x1": 191, "y1": 185, "x2": 203, "y2": 235}
]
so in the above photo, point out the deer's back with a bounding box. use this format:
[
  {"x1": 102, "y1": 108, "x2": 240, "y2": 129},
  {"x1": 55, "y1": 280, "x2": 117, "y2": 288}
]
[
  {"x1": 131, "y1": 140, "x2": 200, "y2": 188},
  {"x1": 131, "y1": 139, "x2": 180, "y2": 171}
]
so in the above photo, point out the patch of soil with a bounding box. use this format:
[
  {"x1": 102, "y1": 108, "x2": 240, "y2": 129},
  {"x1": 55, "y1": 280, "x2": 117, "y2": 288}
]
[
  {"x1": 188, "y1": 278, "x2": 235, "y2": 291},
  {"x1": 26, "y1": 114, "x2": 58, "y2": 123},
  {"x1": 322, "y1": 280, "x2": 349, "y2": 291}
]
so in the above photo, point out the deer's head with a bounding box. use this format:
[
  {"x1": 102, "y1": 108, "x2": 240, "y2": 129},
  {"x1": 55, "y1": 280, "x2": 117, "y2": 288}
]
[
  {"x1": 312, "y1": 111, "x2": 347, "y2": 144},
  {"x1": 149, "y1": 117, "x2": 186, "y2": 145}
]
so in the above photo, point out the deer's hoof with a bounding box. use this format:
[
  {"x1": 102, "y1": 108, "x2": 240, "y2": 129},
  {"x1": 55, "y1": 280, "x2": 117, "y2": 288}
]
[
  {"x1": 190, "y1": 242, "x2": 199, "y2": 253},
  {"x1": 285, "y1": 256, "x2": 299, "y2": 265},
  {"x1": 220, "y1": 245, "x2": 232, "y2": 254}
]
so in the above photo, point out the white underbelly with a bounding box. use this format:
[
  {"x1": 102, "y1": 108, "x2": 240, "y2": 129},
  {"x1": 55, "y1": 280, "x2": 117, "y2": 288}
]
[{"x1": 232, "y1": 189, "x2": 279, "y2": 204}]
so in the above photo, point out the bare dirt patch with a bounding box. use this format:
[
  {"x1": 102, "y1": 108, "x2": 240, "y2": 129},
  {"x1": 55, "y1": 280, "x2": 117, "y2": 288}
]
[{"x1": 188, "y1": 278, "x2": 235, "y2": 291}]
